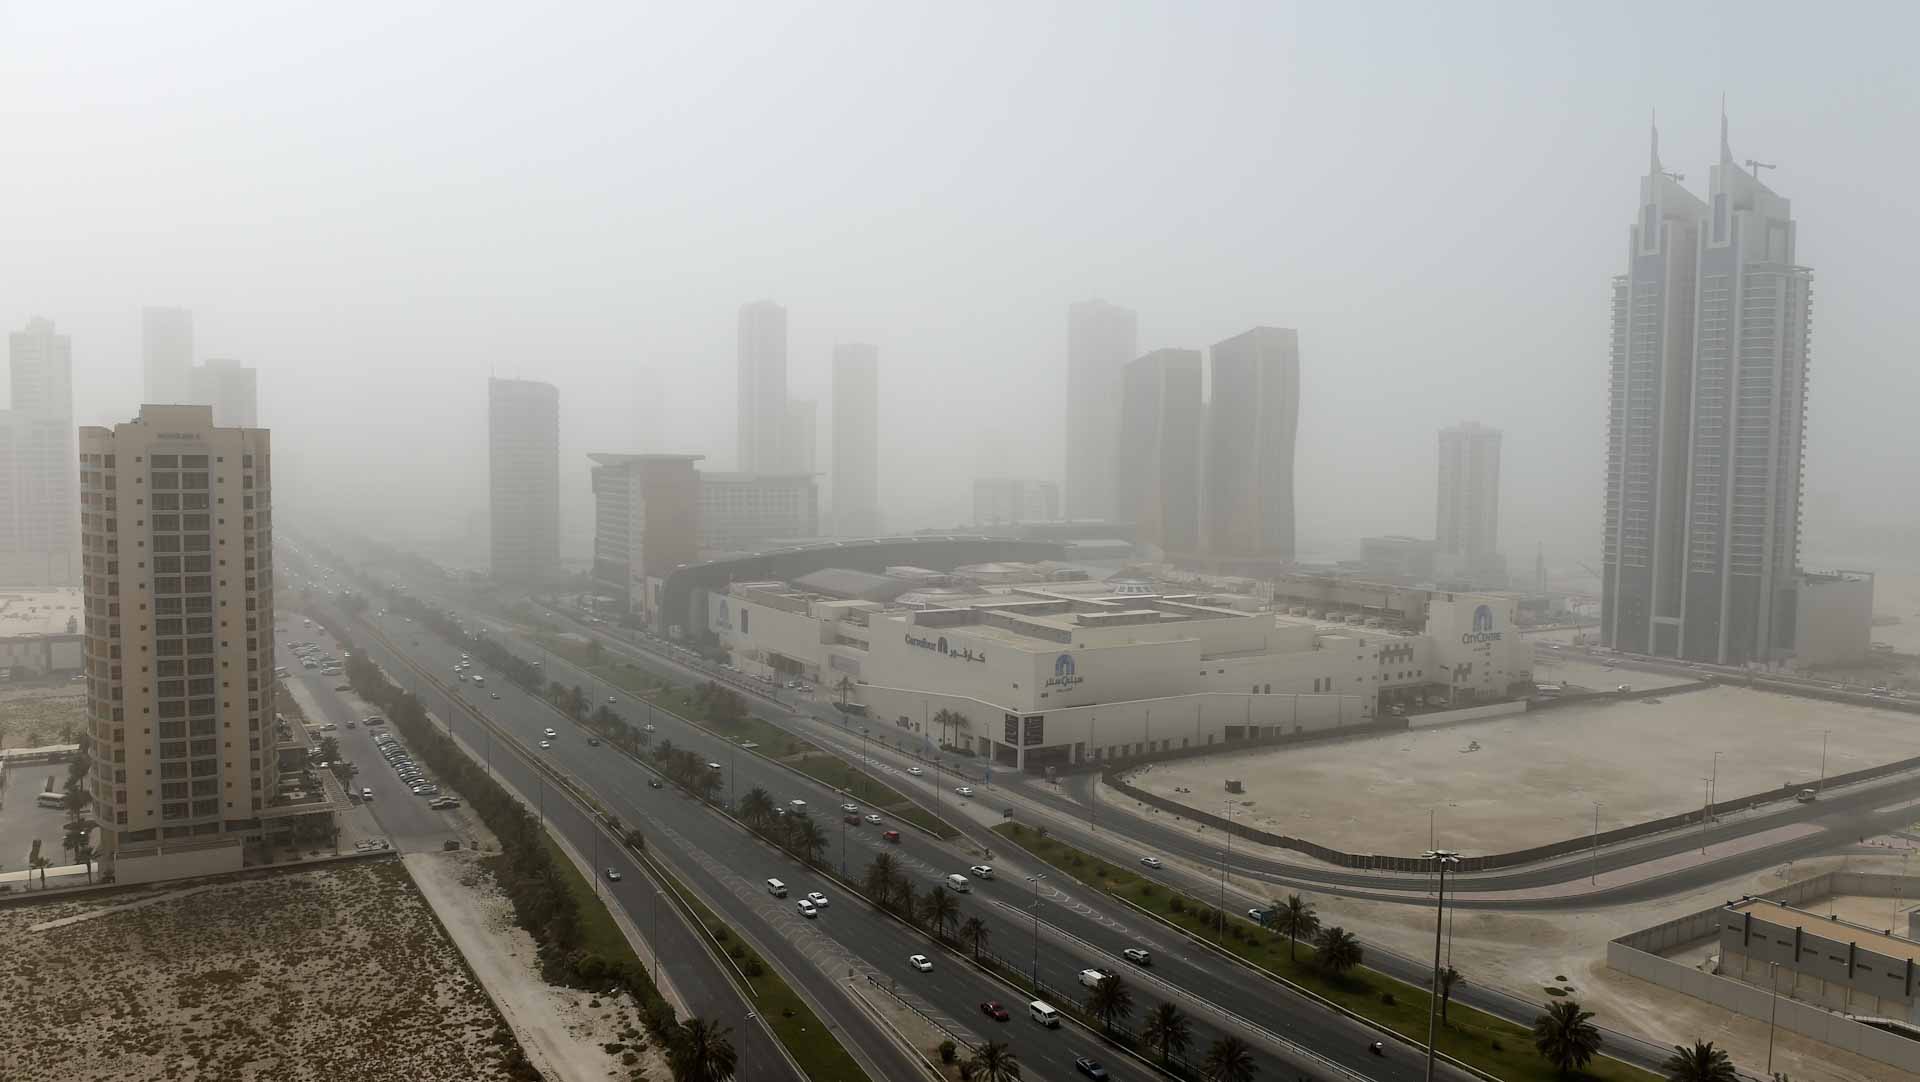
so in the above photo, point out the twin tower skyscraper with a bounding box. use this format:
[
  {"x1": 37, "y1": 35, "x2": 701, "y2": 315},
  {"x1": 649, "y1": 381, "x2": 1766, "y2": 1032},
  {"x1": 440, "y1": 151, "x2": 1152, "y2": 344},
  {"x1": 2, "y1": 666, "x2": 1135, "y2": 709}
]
[
  {"x1": 1068, "y1": 301, "x2": 1300, "y2": 568},
  {"x1": 1601, "y1": 112, "x2": 1813, "y2": 665}
]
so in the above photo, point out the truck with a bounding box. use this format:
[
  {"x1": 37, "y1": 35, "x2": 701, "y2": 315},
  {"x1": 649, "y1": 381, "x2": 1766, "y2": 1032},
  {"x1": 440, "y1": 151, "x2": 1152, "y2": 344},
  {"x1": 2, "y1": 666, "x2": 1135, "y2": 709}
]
[{"x1": 1078, "y1": 968, "x2": 1114, "y2": 990}]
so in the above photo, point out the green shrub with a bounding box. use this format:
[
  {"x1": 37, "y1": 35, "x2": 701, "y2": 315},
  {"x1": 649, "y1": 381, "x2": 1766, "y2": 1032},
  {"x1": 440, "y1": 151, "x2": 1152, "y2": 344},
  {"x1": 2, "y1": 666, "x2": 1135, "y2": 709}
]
[{"x1": 939, "y1": 1040, "x2": 957, "y2": 1064}]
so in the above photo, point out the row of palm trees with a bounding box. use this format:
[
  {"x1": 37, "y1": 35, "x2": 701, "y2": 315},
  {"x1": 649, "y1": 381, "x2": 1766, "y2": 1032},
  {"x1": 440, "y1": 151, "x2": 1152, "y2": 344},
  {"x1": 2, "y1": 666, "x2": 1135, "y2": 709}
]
[
  {"x1": 652, "y1": 740, "x2": 724, "y2": 804},
  {"x1": 736, "y1": 786, "x2": 829, "y2": 867}
]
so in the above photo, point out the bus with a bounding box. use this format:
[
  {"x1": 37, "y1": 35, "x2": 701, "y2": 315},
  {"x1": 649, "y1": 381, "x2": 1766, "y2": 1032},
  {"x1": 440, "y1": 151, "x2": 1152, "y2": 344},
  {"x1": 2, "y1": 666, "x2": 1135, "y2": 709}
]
[{"x1": 35, "y1": 791, "x2": 67, "y2": 809}]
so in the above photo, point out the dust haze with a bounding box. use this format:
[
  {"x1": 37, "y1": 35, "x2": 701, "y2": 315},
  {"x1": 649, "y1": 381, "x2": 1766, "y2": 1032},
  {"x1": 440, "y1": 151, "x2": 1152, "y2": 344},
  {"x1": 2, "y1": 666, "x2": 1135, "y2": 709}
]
[{"x1": 5, "y1": 2, "x2": 1917, "y2": 569}]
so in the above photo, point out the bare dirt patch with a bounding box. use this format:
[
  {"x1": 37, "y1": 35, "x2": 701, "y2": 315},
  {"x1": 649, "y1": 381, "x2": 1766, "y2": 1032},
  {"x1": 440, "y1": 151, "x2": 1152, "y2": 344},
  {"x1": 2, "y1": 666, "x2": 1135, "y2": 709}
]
[{"x1": 0, "y1": 859, "x2": 533, "y2": 1081}]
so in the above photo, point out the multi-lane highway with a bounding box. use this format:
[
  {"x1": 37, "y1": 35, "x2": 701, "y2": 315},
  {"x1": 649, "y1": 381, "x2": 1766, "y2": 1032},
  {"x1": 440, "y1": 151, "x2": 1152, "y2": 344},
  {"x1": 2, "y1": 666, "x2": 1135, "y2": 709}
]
[
  {"x1": 280, "y1": 621, "x2": 815, "y2": 1082},
  {"x1": 318, "y1": 572, "x2": 1500, "y2": 1082}
]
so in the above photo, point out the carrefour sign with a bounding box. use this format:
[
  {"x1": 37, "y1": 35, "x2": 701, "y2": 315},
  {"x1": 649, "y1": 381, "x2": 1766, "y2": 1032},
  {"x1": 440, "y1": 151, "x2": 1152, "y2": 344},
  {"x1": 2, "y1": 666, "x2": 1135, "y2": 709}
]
[{"x1": 1460, "y1": 604, "x2": 1503, "y2": 644}]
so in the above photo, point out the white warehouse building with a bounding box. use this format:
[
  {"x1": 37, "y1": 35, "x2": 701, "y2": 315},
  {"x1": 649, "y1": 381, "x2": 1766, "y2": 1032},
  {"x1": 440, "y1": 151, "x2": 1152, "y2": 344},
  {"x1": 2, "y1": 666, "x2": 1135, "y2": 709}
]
[{"x1": 709, "y1": 571, "x2": 1532, "y2": 773}]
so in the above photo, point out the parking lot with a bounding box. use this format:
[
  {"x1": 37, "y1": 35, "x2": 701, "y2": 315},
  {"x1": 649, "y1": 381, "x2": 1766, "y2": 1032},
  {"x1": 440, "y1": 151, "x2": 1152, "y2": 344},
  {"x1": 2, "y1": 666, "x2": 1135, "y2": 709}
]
[{"x1": 0, "y1": 764, "x2": 76, "y2": 871}]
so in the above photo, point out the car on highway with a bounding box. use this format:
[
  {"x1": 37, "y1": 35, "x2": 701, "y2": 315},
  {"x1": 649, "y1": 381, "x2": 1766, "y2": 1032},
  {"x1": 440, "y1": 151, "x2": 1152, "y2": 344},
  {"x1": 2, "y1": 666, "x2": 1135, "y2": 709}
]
[
  {"x1": 539, "y1": 740, "x2": 552, "y2": 749},
  {"x1": 908, "y1": 954, "x2": 932, "y2": 972},
  {"x1": 707, "y1": 762, "x2": 722, "y2": 771},
  {"x1": 979, "y1": 1001, "x2": 1009, "y2": 1021},
  {"x1": 883, "y1": 830, "x2": 901, "y2": 843},
  {"x1": 1121, "y1": 947, "x2": 1151, "y2": 966},
  {"x1": 605, "y1": 868, "x2": 622, "y2": 882},
  {"x1": 542, "y1": 727, "x2": 557, "y2": 739},
  {"x1": 607, "y1": 696, "x2": 617, "y2": 704},
  {"x1": 491, "y1": 692, "x2": 501, "y2": 700},
  {"x1": 840, "y1": 803, "x2": 860, "y2": 813},
  {"x1": 648, "y1": 779, "x2": 664, "y2": 789},
  {"x1": 805, "y1": 891, "x2": 829, "y2": 909},
  {"x1": 796, "y1": 899, "x2": 818, "y2": 918},
  {"x1": 1074, "y1": 1057, "x2": 1108, "y2": 1079},
  {"x1": 906, "y1": 767, "x2": 924, "y2": 776},
  {"x1": 863, "y1": 814, "x2": 883, "y2": 825},
  {"x1": 844, "y1": 814, "x2": 860, "y2": 825},
  {"x1": 1247, "y1": 908, "x2": 1270, "y2": 924},
  {"x1": 1139, "y1": 855, "x2": 1163, "y2": 869},
  {"x1": 968, "y1": 864, "x2": 993, "y2": 879},
  {"x1": 955, "y1": 786, "x2": 975, "y2": 797},
  {"x1": 589, "y1": 738, "x2": 601, "y2": 746},
  {"x1": 644, "y1": 723, "x2": 656, "y2": 733},
  {"x1": 360, "y1": 787, "x2": 373, "y2": 800},
  {"x1": 429, "y1": 797, "x2": 461, "y2": 810}
]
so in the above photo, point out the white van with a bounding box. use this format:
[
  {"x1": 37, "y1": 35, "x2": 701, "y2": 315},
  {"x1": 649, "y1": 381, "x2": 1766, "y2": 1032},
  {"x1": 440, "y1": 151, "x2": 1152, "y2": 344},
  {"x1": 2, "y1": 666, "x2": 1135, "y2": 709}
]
[
  {"x1": 945, "y1": 873, "x2": 971, "y2": 893},
  {"x1": 765, "y1": 878, "x2": 788, "y2": 898},
  {"x1": 1028, "y1": 1001, "x2": 1060, "y2": 1027},
  {"x1": 35, "y1": 791, "x2": 66, "y2": 809}
]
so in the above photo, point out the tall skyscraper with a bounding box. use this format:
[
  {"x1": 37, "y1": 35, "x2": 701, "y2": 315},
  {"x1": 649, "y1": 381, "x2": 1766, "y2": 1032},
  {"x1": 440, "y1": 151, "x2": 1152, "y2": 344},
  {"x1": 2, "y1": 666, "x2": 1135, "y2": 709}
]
[
  {"x1": 1064, "y1": 300, "x2": 1138, "y2": 520},
  {"x1": 78, "y1": 404, "x2": 278, "y2": 881},
  {"x1": 1602, "y1": 115, "x2": 1811, "y2": 665},
  {"x1": 830, "y1": 343, "x2": 880, "y2": 536},
  {"x1": 142, "y1": 307, "x2": 194, "y2": 405},
  {"x1": 488, "y1": 378, "x2": 560, "y2": 584},
  {"x1": 1203, "y1": 327, "x2": 1300, "y2": 563},
  {"x1": 590, "y1": 454, "x2": 702, "y2": 616},
  {"x1": 189, "y1": 359, "x2": 259, "y2": 427},
  {"x1": 3, "y1": 318, "x2": 78, "y2": 584},
  {"x1": 698, "y1": 472, "x2": 818, "y2": 552},
  {"x1": 1116, "y1": 348, "x2": 1202, "y2": 555},
  {"x1": 785, "y1": 399, "x2": 817, "y2": 475},
  {"x1": 1436, "y1": 422, "x2": 1501, "y2": 572},
  {"x1": 972, "y1": 478, "x2": 1060, "y2": 527},
  {"x1": 737, "y1": 300, "x2": 789, "y2": 473}
]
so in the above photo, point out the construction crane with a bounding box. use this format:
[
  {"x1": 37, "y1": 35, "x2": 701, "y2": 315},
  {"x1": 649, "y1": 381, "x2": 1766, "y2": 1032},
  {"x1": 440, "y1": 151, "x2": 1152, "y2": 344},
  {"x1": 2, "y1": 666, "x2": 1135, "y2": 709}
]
[{"x1": 1745, "y1": 159, "x2": 1777, "y2": 175}]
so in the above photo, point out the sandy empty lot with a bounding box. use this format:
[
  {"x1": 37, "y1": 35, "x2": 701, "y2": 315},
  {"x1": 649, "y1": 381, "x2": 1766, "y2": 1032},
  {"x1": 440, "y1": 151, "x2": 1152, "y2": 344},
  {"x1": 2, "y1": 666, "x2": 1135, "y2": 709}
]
[
  {"x1": 0, "y1": 859, "x2": 530, "y2": 1081},
  {"x1": 1124, "y1": 683, "x2": 1917, "y2": 856}
]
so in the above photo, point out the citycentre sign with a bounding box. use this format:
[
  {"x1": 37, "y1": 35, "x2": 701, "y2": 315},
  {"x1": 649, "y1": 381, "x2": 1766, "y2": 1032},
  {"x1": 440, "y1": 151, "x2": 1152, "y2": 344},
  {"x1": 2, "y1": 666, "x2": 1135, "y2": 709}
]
[{"x1": 1460, "y1": 604, "x2": 1503, "y2": 644}]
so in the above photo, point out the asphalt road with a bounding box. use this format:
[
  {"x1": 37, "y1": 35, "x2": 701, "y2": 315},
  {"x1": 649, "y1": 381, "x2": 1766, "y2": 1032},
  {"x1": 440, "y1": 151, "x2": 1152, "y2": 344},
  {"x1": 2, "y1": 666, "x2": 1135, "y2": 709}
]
[
  {"x1": 293, "y1": 608, "x2": 814, "y2": 1082},
  {"x1": 349, "y1": 593, "x2": 1477, "y2": 1082}
]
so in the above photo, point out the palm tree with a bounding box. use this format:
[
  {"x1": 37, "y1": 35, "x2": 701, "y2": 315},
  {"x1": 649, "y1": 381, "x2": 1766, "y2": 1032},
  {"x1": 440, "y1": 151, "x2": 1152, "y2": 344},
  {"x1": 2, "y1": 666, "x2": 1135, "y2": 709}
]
[
  {"x1": 1312, "y1": 926, "x2": 1362, "y2": 976},
  {"x1": 893, "y1": 876, "x2": 917, "y2": 922},
  {"x1": 1531, "y1": 999, "x2": 1603, "y2": 1077},
  {"x1": 1661, "y1": 1040, "x2": 1736, "y2": 1082},
  {"x1": 959, "y1": 915, "x2": 991, "y2": 960},
  {"x1": 1143, "y1": 1001, "x2": 1194, "y2": 1067},
  {"x1": 921, "y1": 885, "x2": 961, "y2": 940},
  {"x1": 694, "y1": 769, "x2": 722, "y2": 805},
  {"x1": 669, "y1": 1016, "x2": 738, "y2": 1082},
  {"x1": 1272, "y1": 892, "x2": 1320, "y2": 962},
  {"x1": 796, "y1": 816, "x2": 828, "y2": 867},
  {"x1": 29, "y1": 853, "x2": 52, "y2": 888},
  {"x1": 1439, "y1": 965, "x2": 1461, "y2": 1023},
  {"x1": 1083, "y1": 973, "x2": 1135, "y2": 1036},
  {"x1": 741, "y1": 787, "x2": 775, "y2": 830},
  {"x1": 1202, "y1": 1034, "x2": 1258, "y2": 1082},
  {"x1": 968, "y1": 1040, "x2": 1021, "y2": 1082},
  {"x1": 864, "y1": 853, "x2": 898, "y2": 907}
]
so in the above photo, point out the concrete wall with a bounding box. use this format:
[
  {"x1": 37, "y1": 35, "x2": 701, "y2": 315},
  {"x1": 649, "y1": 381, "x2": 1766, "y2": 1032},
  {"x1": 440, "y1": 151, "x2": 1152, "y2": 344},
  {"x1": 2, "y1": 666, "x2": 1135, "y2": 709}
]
[
  {"x1": 1404, "y1": 700, "x2": 1527, "y2": 729},
  {"x1": 108, "y1": 840, "x2": 244, "y2": 884},
  {"x1": 1608, "y1": 941, "x2": 1920, "y2": 1072},
  {"x1": 0, "y1": 634, "x2": 84, "y2": 674},
  {"x1": 1794, "y1": 572, "x2": 1873, "y2": 667}
]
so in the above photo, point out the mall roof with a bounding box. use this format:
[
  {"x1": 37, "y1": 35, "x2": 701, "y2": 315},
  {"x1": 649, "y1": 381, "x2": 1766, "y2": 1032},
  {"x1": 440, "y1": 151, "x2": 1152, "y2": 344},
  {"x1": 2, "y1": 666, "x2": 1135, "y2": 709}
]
[{"x1": 792, "y1": 568, "x2": 916, "y2": 603}]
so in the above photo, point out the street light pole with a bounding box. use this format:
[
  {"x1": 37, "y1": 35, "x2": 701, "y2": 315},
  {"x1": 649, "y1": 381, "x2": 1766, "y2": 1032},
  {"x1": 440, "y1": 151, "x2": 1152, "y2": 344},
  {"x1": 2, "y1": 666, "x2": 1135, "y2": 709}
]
[
  {"x1": 1590, "y1": 802, "x2": 1602, "y2": 886},
  {"x1": 1027, "y1": 873, "x2": 1046, "y2": 989},
  {"x1": 1766, "y1": 961, "x2": 1780, "y2": 1075},
  {"x1": 1423, "y1": 849, "x2": 1460, "y2": 1082},
  {"x1": 1818, "y1": 728, "x2": 1830, "y2": 796},
  {"x1": 1218, "y1": 802, "x2": 1233, "y2": 938}
]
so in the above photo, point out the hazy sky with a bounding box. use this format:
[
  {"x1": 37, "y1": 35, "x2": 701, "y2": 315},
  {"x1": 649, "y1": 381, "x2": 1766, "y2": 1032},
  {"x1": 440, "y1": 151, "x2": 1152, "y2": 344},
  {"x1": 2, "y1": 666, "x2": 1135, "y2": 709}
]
[{"x1": 4, "y1": 3, "x2": 1917, "y2": 568}]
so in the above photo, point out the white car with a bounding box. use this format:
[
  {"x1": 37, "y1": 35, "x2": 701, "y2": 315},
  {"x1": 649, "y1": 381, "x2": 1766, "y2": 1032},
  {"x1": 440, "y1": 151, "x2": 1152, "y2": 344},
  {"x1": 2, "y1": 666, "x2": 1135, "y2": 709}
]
[
  {"x1": 841, "y1": 803, "x2": 860, "y2": 813},
  {"x1": 796, "y1": 899, "x2": 818, "y2": 918},
  {"x1": 539, "y1": 740, "x2": 552, "y2": 749},
  {"x1": 360, "y1": 787, "x2": 373, "y2": 800},
  {"x1": 863, "y1": 814, "x2": 883, "y2": 825},
  {"x1": 806, "y1": 891, "x2": 830, "y2": 909},
  {"x1": 543, "y1": 728, "x2": 558, "y2": 738},
  {"x1": 607, "y1": 696, "x2": 618, "y2": 704},
  {"x1": 907, "y1": 767, "x2": 924, "y2": 777},
  {"x1": 644, "y1": 723, "x2": 656, "y2": 733},
  {"x1": 908, "y1": 954, "x2": 933, "y2": 972},
  {"x1": 955, "y1": 786, "x2": 975, "y2": 797},
  {"x1": 969, "y1": 865, "x2": 994, "y2": 879},
  {"x1": 1139, "y1": 856, "x2": 1163, "y2": 869}
]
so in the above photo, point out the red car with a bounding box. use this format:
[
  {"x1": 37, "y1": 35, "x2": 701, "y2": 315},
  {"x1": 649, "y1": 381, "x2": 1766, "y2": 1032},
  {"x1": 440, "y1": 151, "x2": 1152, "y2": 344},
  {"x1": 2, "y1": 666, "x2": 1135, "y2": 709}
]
[
  {"x1": 844, "y1": 814, "x2": 860, "y2": 825},
  {"x1": 883, "y1": 830, "x2": 901, "y2": 843},
  {"x1": 979, "y1": 1001, "x2": 1009, "y2": 1022}
]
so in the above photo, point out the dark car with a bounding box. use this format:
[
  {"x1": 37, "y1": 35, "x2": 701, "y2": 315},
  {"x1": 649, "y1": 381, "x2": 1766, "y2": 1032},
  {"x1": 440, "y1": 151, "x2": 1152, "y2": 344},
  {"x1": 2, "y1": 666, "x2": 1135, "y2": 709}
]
[
  {"x1": 979, "y1": 1001, "x2": 1009, "y2": 1021},
  {"x1": 1074, "y1": 1058, "x2": 1108, "y2": 1079},
  {"x1": 844, "y1": 813, "x2": 860, "y2": 825},
  {"x1": 883, "y1": 830, "x2": 901, "y2": 843}
]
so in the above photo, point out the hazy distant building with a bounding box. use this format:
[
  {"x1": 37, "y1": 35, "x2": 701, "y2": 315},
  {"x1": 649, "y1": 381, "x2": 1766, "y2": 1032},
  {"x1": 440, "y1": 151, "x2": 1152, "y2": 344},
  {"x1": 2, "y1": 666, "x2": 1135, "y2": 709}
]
[
  {"x1": 1602, "y1": 116, "x2": 1812, "y2": 665},
  {"x1": 1203, "y1": 327, "x2": 1300, "y2": 564},
  {"x1": 142, "y1": 307, "x2": 194, "y2": 405},
  {"x1": 1064, "y1": 300, "x2": 1137, "y2": 520},
  {"x1": 1116, "y1": 348, "x2": 1202, "y2": 556},
  {"x1": 79, "y1": 404, "x2": 286, "y2": 883},
  {"x1": 1360, "y1": 535, "x2": 1438, "y2": 581},
  {"x1": 973, "y1": 478, "x2": 1060, "y2": 528},
  {"x1": 737, "y1": 300, "x2": 789, "y2": 473},
  {"x1": 699, "y1": 472, "x2": 818, "y2": 553},
  {"x1": 1436, "y1": 422, "x2": 1501, "y2": 574},
  {"x1": 188, "y1": 359, "x2": 258, "y2": 428},
  {"x1": 785, "y1": 398, "x2": 817, "y2": 476},
  {"x1": 831, "y1": 343, "x2": 880, "y2": 536},
  {"x1": 488, "y1": 378, "x2": 560, "y2": 584},
  {"x1": 3, "y1": 318, "x2": 79, "y2": 585},
  {"x1": 591, "y1": 454, "x2": 702, "y2": 617}
]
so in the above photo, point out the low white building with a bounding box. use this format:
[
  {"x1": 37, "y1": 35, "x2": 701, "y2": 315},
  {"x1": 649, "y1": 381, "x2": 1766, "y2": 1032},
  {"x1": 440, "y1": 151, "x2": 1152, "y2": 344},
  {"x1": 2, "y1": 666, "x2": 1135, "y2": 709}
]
[{"x1": 710, "y1": 572, "x2": 1531, "y2": 772}]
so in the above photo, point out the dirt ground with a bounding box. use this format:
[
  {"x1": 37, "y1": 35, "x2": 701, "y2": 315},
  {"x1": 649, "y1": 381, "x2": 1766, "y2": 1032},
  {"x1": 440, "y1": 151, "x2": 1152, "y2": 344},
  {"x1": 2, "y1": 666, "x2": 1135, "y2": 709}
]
[
  {"x1": 1122, "y1": 684, "x2": 1917, "y2": 857},
  {"x1": 407, "y1": 848, "x2": 670, "y2": 1082},
  {"x1": 0, "y1": 859, "x2": 528, "y2": 1081},
  {"x1": 0, "y1": 685, "x2": 85, "y2": 749}
]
